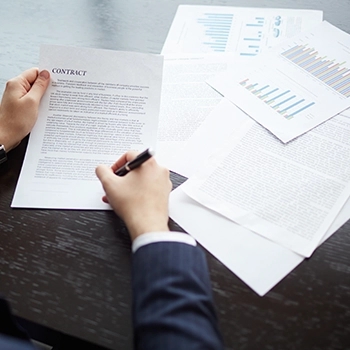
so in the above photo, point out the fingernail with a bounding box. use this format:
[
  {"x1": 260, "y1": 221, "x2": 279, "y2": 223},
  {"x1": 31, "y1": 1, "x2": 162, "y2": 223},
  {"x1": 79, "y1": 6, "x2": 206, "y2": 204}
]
[{"x1": 39, "y1": 70, "x2": 50, "y2": 79}]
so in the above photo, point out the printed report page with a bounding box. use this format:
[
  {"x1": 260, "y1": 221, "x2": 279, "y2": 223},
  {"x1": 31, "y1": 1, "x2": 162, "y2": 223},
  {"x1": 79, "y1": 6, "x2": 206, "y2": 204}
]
[{"x1": 182, "y1": 106, "x2": 350, "y2": 257}]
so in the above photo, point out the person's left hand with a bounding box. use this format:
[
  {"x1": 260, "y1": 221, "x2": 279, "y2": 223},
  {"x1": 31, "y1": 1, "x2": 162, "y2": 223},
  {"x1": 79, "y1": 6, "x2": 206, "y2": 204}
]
[{"x1": 0, "y1": 68, "x2": 50, "y2": 152}]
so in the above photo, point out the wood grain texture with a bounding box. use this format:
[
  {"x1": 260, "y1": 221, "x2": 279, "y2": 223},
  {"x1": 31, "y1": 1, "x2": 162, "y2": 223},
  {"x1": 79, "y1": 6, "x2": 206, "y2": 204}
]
[{"x1": 0, "y1": 1, "x2": 350, "y2": 349}]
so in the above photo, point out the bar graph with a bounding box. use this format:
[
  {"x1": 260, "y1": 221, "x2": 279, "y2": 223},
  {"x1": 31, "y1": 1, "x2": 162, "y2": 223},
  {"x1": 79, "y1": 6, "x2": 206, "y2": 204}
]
[
  {"x1": 239, "y1": 78, "x2": 315, "y2": 120},
  {"x1": 197, "y1": 13, "x2": 234, "y2": 52},
  {"x1": 215, "y1": 22, "x2": 350, "y2": 143},
  {"x1": 239, "y1": 17, "x2": 264, "y2": 56},
  {"x1": 281, "y1": 44, "x2": 350, "y2": 97}
]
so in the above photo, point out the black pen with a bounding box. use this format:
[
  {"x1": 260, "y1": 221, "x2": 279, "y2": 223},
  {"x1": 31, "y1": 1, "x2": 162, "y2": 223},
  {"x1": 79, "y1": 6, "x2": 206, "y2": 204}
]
[{"x1": 115, "y1": 148, "x2": 155, "y2": 176}]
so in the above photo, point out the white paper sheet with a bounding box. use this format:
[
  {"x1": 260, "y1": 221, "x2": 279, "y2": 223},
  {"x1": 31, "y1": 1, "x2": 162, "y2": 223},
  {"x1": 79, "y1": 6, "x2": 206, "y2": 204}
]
[
  {"x1": 169, "y1": 186, "x2": 350, "y2": 296},
  {"x1": 169, "y1": 99, "x2": 350, "y2": 295},
  {"x1": 157, "y1": 6, "x2": 323, "y2": 172},
  {"x1": 166, "y1": 98, "x2": 248, "y2": 177},
  {"x1": 162, "y1": 5, "x2": 323, "y2": 56},
  {"x1": 12, "y1": 45, "x2": 163, "y2": 209},
  {"x1": 181, "y1": 101, "x2": 350, "y2": 257},
  {"x1": 208, "y1": 21, "x2": 350, "y2": 143},
  {"x1": 156, "y1": 54, "x2": 233, "y2": 168}
]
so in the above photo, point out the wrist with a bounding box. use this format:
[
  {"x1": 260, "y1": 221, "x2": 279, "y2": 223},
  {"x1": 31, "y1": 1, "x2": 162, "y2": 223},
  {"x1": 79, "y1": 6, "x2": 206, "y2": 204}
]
[
  {"x1": 126, "y1": 218, "x2": 170, "y2": 242},
  {"x1": 0, "y1": 144, "x2": 7, "y2": 164},
  {"x1": 0, "y1": 129, "x2": 20, "y2": 152},
  {"x1": 0, "y1": 140, "x2": 20, "y2": 153}
]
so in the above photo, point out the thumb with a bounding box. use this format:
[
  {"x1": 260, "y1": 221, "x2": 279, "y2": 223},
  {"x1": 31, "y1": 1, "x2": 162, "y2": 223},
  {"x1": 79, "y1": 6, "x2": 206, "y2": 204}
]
[{"x1": 26, "y1": 70, "x2": 50, "y2": 102}]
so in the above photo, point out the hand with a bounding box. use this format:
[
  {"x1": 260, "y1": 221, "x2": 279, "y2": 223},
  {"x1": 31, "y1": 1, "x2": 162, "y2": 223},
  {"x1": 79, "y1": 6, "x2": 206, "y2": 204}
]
[
  {"x1": 96, "y1": 151, "x2": 172, "y2": 241},
  {"x1": 0, "y1": 68, "x2": 50, "y2": 152}
]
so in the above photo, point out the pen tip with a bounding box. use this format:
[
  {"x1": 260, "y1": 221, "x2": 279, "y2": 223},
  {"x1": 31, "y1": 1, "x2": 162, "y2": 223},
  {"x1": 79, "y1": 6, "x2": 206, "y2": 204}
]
[{"x1": 148, "y1": 148, "x2": 155, "y2": 156}]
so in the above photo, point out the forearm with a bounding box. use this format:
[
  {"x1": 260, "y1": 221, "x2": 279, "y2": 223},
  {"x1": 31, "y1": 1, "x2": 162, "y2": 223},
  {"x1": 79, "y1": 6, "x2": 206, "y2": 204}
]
[{"x1": 132, "y1": 239, "x2": 224, "y2": 350}]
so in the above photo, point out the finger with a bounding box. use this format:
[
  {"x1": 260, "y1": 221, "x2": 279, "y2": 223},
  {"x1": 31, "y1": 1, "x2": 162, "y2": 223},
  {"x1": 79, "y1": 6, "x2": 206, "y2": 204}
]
[
  {"x1": 111, "y1": 150, "x2": 140, "y2": 172},
  {"x1": 3, "y1": 68, "x2": 39, "y2": 99},
  {"x1": 95, "y1": 165, "x2": 112, "y2": 204},
  {"x1": 19, "y1": 67, "x2": 40, "y2": 86},
  {"x1": 25, "y1": 70, "x2": 50, "y2": 102},
  {"x1": 96, "y1": 164, "x2": 115, "y2": 183},
  {"x1": 96, "y1": 164, "x2": 123, "y2": 205},
  {"x1": 96, "y1": 164, "x2": 124, "y2": 193}
]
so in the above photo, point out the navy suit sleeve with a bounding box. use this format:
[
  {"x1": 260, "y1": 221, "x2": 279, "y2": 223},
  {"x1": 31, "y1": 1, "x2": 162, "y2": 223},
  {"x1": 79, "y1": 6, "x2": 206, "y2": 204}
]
[
  {"x1": 132, "y1": 241, "x2": 224, "y2": 350},
  {"x1": 0, "y1": 298, "x2": 35, "y2": 349},
  {"x1": 0, "y1": 298, "x2": 31, "y2": 341},
  {"x1": 0, "y1": 335, "x2": 36, "y2": 350}
]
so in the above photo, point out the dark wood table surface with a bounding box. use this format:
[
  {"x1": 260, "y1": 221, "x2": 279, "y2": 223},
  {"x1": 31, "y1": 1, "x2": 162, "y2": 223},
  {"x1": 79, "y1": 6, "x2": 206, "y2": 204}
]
[{"x1": 1, "y1": 1, "x2": 349, "y2": 349}]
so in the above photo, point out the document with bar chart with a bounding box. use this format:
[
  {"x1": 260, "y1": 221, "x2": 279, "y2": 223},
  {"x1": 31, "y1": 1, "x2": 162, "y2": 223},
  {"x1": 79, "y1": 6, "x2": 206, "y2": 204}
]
[
  {"x1": 162, "y1": 5, "x2": 322, "y2": 56},
  {"x1": 208, "y1": 21, "x2": 350, "y2": 143}
]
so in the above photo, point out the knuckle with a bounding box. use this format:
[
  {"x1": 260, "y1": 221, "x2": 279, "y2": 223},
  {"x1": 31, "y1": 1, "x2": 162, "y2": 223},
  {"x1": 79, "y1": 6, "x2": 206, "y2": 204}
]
[
  {"x1": 5, "y1": 78, "x2": 16, "y2": 89},
  {"x1": 161, "y1": 166, "x2": 170, "y2": 177}
]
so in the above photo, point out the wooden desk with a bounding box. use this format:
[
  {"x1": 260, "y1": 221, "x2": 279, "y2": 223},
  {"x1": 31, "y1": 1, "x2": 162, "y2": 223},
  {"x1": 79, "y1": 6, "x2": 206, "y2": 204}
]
[{"x1": 1, "y1": 1, "x2": 349, "y2": 349}]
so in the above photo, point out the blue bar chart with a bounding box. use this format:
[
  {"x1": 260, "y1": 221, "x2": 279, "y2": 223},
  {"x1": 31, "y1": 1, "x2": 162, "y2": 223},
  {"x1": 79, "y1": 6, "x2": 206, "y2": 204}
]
[
  {"x1": 208, "y1": 22, "x2": 350, "y2": 143},
  {"x1": 239, "y1": 78, "x2": 315, "y2": 120},
  {"x1": 240, "y1": 17, "x2": 265, "y2": 56},
  {"x1": 281, "y1": 44, "x2": 350, "y2": 97},
  {"x1": 197, "y1": 13, "x2": 234, "y2": 52}
]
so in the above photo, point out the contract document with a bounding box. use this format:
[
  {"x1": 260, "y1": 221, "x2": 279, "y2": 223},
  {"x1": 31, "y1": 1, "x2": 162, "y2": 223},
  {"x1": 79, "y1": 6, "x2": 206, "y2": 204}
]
[
  {"x1": 181, "y1": 103, "x2": 350, "y2": 257},
  {"x1": 208, "y1": 21, "x2": 350, "y2": 143},
  {"x1": 12, "y1": 45, "x2": 163, "y2": 209},
  {"x1": 162, "y1": 5, "x2": 323, "y2": 56}
]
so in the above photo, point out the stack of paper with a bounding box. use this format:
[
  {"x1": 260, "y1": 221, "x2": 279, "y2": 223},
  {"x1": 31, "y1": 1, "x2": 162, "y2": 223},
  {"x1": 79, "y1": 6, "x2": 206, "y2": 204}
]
[
  {"x1": 158, "y1": 6, "x2": 350, "y2": 295},
  {"x1": 11, "y1": 5, "x2": 350, "y2": 295},
  {"x1": 156, "y1": 5, "x2": 323, "y2": 166}
]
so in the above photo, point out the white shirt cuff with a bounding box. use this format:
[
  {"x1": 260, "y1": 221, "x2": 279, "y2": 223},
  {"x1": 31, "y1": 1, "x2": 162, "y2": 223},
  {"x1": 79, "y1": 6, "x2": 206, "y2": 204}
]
[{"x1": 132, "y1": 231, "x2": 197, "y2": 253}]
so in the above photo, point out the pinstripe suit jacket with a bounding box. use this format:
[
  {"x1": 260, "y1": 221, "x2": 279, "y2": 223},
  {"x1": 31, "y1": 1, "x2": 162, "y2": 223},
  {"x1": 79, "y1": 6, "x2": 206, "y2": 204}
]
[
  {"x1": 132, "y1": 241, "x2": 224, "y2": 349},
  {"x1": 0, "y1": 241, "x2": 223, "y2": 349}
]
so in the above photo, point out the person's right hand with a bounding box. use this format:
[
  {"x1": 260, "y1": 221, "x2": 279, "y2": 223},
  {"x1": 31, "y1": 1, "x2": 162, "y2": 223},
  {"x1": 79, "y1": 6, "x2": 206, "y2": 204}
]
[{"x1": 96, "y1": 151, "x2": 172, "y2": 242}]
